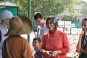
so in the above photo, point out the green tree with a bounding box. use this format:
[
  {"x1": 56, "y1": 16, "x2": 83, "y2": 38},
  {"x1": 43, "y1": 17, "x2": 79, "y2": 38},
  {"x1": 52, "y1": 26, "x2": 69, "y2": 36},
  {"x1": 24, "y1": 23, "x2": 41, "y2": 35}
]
[
  {"x1": 0, "y1": 0, "x2": 81, "y2": 20},
  {"x1": 66, "y1": 0, "x2": 81, "y2": 15},
  {"x1": 61, "y1": 16, "x2": 76, "y2": 22},
  {"x1": 31, "y1": 0, "x2": 81, "y2": 19},
  {"x1": 0, "y1": 0, "x2": 3, "y2": 1}
]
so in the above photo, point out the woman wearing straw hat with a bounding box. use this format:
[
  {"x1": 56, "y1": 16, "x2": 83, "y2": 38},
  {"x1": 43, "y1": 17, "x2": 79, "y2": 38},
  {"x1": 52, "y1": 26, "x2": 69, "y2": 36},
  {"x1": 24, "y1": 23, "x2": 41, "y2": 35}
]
[
  {"x1": 2, "y1": 16, "x2": 33, "y2": 58},
  {"x1": 0, "y1": 10, "x2": 13, "y2": 58}
]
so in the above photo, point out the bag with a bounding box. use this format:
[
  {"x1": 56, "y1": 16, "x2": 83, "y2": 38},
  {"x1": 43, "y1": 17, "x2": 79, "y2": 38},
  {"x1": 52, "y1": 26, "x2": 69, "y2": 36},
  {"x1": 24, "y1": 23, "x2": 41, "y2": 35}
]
[{"x1": 79, "y1": 53, "x2": 87, "y2": 58}]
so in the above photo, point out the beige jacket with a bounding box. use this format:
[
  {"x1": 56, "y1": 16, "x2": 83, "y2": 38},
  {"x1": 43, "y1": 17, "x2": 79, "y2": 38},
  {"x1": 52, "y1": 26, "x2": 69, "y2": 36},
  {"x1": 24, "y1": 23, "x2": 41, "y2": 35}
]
[{"x1": 2, "y1": 35, "x2": 33, "y2": 58}]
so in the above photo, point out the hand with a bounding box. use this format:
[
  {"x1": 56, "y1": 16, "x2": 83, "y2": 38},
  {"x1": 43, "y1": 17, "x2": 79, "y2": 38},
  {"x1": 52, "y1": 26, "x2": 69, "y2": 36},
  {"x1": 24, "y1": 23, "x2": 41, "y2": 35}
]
[
  {"x1": 51, "y1": 51, "x2": 58, "y2": 57},
  {"x1": 51, "y1": 50, "x2": 62, "y2": 57},
  {"x1": 81, "y1": 49, "x2": 87, "y2": 54},
  {"x1": 43, "y1": 50, "x2": 52, "y2": 57},
  {"x1": 80, "y1": 31, "x2": 84, "y2": 35}
]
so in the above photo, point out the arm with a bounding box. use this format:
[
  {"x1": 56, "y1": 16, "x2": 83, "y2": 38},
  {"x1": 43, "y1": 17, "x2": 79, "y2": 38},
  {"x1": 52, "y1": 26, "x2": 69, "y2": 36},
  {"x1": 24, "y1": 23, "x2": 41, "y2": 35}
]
[
  {"x1": 59, "y1": 33, "x2": 70, "y2": 54},
  {"x1": 76, "y1": 34, "x2": 83, "y2": 53},
  {"x1": 40, "y1": 36, "x2": 45, "y2": 54},
  {"x1": 40, "y1": 35, "x2": 52, "y2": 57},
  {"x1": 80, "y1": 49, "x2": 87, "y2": 54}
]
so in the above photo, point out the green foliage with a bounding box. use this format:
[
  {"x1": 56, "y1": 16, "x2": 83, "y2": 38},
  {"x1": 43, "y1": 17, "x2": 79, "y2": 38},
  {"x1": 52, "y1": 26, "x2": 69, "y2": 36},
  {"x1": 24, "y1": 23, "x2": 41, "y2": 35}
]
[
  {"x1": 66, "y1": 0, "x2": 81, "y2": 15},
  {"x1": 31, "y1": 0, "x2": 65, "y2": 18},
  {"x1": 0, "y1": 0, "x2": 13, "y2": 2},
  {"x1": 0, "y1": 0, "x2": 3, "y2": 2},
  {"x1": 0, "y1": 0, "x2": 81, "y2": 20},
  {"x1": 31, "y1": 0, "x2": 81, "y2": 19},
  {"x1": 61, "y1": 16, "x2": 76, "y2": 22},
  {"x1": 15, "y1": 0, "x2": 28, "y2": 16}
]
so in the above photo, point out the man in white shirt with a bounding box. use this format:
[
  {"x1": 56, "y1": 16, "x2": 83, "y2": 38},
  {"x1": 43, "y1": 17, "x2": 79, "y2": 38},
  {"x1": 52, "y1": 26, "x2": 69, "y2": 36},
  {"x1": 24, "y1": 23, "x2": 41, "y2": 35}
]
[
  {"x1": 0, "y1": 10, "x2": 13, "y2": 58},
  {"x1": 34, "y1": 12, "x2": 48, "y2": 39}
]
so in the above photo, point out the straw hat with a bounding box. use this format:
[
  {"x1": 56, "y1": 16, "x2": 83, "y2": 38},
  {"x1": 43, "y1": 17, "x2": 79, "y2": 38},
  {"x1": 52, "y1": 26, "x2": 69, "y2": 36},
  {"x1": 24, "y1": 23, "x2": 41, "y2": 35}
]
[{"x1": 5, "y1": 16, "x2": 32, "y2": 36}]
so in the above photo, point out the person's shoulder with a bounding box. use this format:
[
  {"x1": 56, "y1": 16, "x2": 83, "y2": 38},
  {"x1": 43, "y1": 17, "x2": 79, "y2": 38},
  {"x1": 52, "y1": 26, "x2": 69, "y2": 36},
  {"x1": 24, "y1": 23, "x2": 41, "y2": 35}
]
[
  {"x1": 19, "y1": 37, "x2": 30, "y2": 46},
  {"x1": 17, "y1": 36, "x2": 28, "y2": 43},
  {"x1": 21, "y1": 37, "x2": 28, "y2": 41},
  {"x1": 43, "y1": 23, "x2": 48, "y2": 29},
  {"x1": 57, "y1": 30, "x2": 66, "y2": 35},
  {"x1": 44, "y1": 23, "x2": 47, "y2": 27},
  {"x1": 43, "y1": 31, "x2": 49, "y2": 36}
]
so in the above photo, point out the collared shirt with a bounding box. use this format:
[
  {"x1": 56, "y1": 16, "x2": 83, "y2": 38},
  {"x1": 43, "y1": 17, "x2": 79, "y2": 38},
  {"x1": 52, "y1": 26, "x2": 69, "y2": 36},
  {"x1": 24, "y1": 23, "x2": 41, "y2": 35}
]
[
  {"x1": 0, "y1": 23, "x2": 8, "y2": 58},
  {"x1": 37, "y1": 23, "x2": 48, "y2": 39}
]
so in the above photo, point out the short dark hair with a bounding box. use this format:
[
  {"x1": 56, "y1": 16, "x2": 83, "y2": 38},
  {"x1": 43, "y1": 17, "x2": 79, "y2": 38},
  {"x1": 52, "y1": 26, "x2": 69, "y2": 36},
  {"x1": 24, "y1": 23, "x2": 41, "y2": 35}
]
[
  {"x1": 33, "y1": 37, "x2": 41, "y2": 43},
  {"x1": 34, "y1": 12, "x2": 43, "y2": 20}
]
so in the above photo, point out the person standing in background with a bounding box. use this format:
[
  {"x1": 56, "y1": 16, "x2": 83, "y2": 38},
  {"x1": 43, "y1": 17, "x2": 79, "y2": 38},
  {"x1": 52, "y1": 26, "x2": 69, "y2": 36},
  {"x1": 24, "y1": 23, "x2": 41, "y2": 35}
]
[
  {"x1": 76, "y1": 18, "x2": 87, "y2": 58},
  {"x1": 32, "y1": 37, "x2": 43, "y2": 58},
  {"x1": 0, "y1": 10, "x2": 13, "y2": 58},
  {"x1": 34, "y1": 12, "x2": 48, "y2": 39}
]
